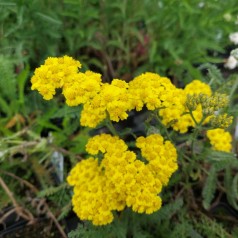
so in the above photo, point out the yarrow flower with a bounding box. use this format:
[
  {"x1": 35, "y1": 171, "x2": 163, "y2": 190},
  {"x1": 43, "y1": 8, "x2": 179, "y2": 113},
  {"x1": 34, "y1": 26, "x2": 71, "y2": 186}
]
[
  {"x1": 62, "y1": 70, "x2": 102, "y2": 106},
  {"x1": 31, "y1": 56, "x2": 232, "y2": 131},
  {"x1": 206, "y1": 129, "x2": 232, "y2": 152},
  {"x1": 31, "y1": 56, "x2": 81, "y2": 100},
  {"x1": 67, "y1": 133, "x2": 178, "y2": 225},
  {"x1": 128, "y1": 72, "x2": 177, "y2": 111},
  {"x1": 80, "y1": 79, "x2": 132, "y2": 127},
  {"x1": 159, "y1": 80, "x2": 212, "y2": 133}
]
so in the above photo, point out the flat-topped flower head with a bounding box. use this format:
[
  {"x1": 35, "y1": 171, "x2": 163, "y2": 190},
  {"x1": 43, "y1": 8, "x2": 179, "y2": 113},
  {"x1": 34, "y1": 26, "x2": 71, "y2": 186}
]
[
  {"x1": 67, "y1": 133, "x2": 178, "y2": 225},
  {"x1": 129, "y1": 72, "x2": 177, "y2": 111},
  {"x1": 80, "y1": 79, "x2": 132, "y2": 127},
  {"x1": 31, "y1": 56, "x2": 81, "y2": 100},
  {"x1": 62, "y1": 70, "x2": 102, "y2": 106},
  {"x1": 207, "y1": 129, "x2": 232, "y2": 152}
]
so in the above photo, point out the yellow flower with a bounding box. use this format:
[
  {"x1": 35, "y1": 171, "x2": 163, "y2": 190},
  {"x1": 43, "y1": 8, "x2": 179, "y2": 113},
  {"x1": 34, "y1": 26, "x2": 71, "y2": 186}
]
[
  {"x1": 129, "y1": 72, "x2": 177, "y2": 111},
  {"x1": 67, "y1": 133, "x2": 178, "y2": 225},
  {"x1": 206, "y1": 129, "x2": 232, "y2": 152},
  {"x1": 136, "y1": 134, "x2": 178, "y2": 185},
  {"x1": 62, "y1": 71, "x2": 102, "y2": 106},
  {"x1": 159, "y1": 80, "x2": 212, "y2": 133},
  {"x1": 31, "y1": 56, "x2": 81, "y2": 100}
]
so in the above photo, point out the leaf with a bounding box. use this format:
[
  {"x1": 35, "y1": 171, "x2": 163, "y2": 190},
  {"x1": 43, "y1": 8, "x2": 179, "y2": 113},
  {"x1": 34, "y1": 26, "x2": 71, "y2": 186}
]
[
  {"x1": 0, "y1": 1, "x2": 16, "y2": 6},
  {"x1": 198, "y1": 63, "x2": 224, "y2": 85},
  {"x1": 204, "y1": 149, "x2": 238, "y2": 171},
  {"x1": 202, "y1": 166, "x2": 217, "y2": 210},
  {"x1": 17, "y1": 64, "x2": 30, "y2": 105},
  {"x1": 35, "y1": 12, "x2": 62, "y2": 25},
  {"x1": 57, "y1": 202, "x2": 72, "y2": 221},
  {"x1": 0, "y1": 97, "x2": 11, "y2": 116},
  {"x1": 37, "y1": 183, "x2": 68, "y2": 197},
  {"x1": 147, "y1": 126, "x2": 160, "y2": 135},
  {"x1": 149, "y1": 41, "x2": 157, "y2": 63},
  {"x1": 51, "y1": 105, "x2": 82, "y2": 119},
  {"x1": 148, "y1": 197, "x2": 184, "y2": 222},
  {"x1": 231, "y1": 173, "x2": 238, "y2": 206},
  {"x1": 224, "y1": 168, "x2": 238, "y2": 210},
  {"x1": 193, "y1": 213, "x2": 231, "y2": 238}
]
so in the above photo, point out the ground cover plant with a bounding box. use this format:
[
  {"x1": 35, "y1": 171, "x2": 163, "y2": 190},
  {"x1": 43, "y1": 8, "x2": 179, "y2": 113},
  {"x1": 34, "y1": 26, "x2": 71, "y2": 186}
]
[
  {"x1": 26, "y1": 55, "x2": 238, "y2": 238},
  {"x1": 1, "y1": 0, "x2": 238, "y2": 237}
]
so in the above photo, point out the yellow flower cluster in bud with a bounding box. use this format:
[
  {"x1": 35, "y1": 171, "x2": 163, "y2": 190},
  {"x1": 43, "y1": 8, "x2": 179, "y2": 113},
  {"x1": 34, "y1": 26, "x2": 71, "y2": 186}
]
[
  {"x1": 159, "y1": 80, "x2": 233, "y2": 133},
  {"x1": 186, "y1": 93, "x2": 229, "y2": 116},
  {"x1": 210, "y1": 113, "x2": 233, "y2": 129},
  {"x1": 185, "y1": 91, "x2": 232, "y2": 129},
  {"x1": 67, "y1": 134, "x2": 178, "y2": 225},
  {"x1": 206, "y1": 128, "x2": 232, "y2": 152}
]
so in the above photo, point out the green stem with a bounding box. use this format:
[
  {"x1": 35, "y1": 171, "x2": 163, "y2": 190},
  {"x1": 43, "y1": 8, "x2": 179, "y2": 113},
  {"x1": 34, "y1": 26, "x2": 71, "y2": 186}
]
[
  {"x1": 127, "y1": 208, "x2": 134, "y2": 238},
  {"x1": 191, "y1": 124, "x2": 206, "y2": 158},
  {"x1": 181, "y1": 151, "x2": 193, "y2": 162},
  {"x1": 105, "y1": 114, "x2": 118, "y2": 136},
  {"x1": 155, "y1": 112, "x2": 173, "y2": 142},
  {"x1": 188, "y1": 110, "x2": 207, "y2": 157},
  {"x1": 188, "y1": 109, "x2": 199, "y2": 126},
  {"x1": 191, "y1": 127, "x2": 199, "y2": 157}
]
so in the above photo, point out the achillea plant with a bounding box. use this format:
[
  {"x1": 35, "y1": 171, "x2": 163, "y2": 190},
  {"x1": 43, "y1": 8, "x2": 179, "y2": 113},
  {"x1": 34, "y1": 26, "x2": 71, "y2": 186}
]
[
  {"x1": 67, "y1": 133, "x2": 177, "y2": 225},
  {"x1": 31, "y1": 56, "x2": 236, "y2": 237}
]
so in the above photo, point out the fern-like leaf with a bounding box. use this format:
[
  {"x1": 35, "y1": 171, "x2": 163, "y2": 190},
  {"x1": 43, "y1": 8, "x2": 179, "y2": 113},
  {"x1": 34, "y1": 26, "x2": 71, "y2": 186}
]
[
  {"x1": 193, "y1": 214, "x2": 231, "y2": 238},
  {"x1": 225, "y1": 167, "x2": 238, "y2": 210},
  {"x1": 202, "y1": 165, "x2": 217, "y2": 210},
  {"x1": 198, "y1": 63, "x2": 224, "y2": 86},
  {"x1": 37, "y1": 183, "x2": 68, "y2": 197},
  {"x1": 150, "y1": 197, "x2": 184, "y2": 221}
]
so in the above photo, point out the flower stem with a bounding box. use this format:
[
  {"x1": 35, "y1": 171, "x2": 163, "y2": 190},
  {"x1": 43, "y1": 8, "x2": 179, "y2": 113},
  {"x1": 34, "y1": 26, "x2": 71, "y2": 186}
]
[
  {"x1": 105, "y1": 113, "x2": 118, "y2": 136},
  {"x1": 155, "y1": 112, "x2": 173, "y2": 142}
]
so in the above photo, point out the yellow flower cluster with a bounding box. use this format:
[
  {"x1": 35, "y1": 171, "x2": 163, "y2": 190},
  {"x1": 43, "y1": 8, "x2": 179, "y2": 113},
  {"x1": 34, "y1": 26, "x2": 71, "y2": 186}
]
[
  {"x1": 159, "y1": 80, "x2": 212, "y2": 133},
  {"x1": 31, "y1": 56, "x2": 135, "y2": 127},
  {"x1": 31, "y1": 57, "x2": 180, "y2": 128},
  {"x1": 67, "y1": 133, "x2": 178, "y2": 225},
  {"x1": 31, "y1": 56, "x2": 232, "y2": 131},
  {"x1": 31, "y1": 56, "x2": 81, "y2": 100},
  {"x1": 128, "y1": 72, "x2": 177, "y2": 111},
  {"x1": 136, "y1": 134, "x2": 178, "y2": 185},
  {"x1": 62, "y1": 70, "x2": 102, "y2": 106},
  {"x1": 81, "y1": 79, "x2": 132, "y2": 127},
  {"x1": 206, "y1": 128, "x2": 232, "y2": 152}
]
